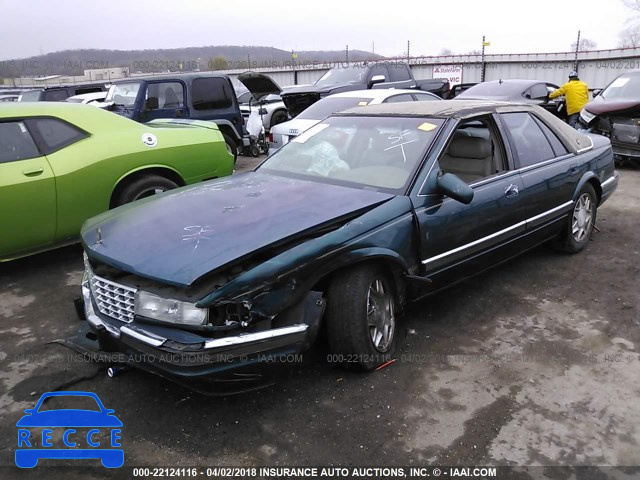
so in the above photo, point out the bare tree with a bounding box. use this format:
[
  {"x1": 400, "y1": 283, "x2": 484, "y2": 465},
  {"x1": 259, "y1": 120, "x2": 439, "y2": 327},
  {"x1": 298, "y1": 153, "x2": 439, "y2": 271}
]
[
  {"x1": 571, "y1": 38, "x2": 598, "y2": 51},
  {"x1": 439, "y1": 48, "x2": 454, "y2": 56},
  {"x1": 619, "y1": 0, "x2": 640, "y2": 46},
  {"x1": 619, "y1": 25, "x2": 640, "y2": 47}
]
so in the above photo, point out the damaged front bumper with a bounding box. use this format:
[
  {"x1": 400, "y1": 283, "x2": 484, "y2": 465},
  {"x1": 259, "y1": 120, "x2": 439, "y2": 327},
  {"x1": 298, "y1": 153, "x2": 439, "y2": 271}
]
[{"x1": 79, "y1": 270, "x2": 324, "y2": 392}]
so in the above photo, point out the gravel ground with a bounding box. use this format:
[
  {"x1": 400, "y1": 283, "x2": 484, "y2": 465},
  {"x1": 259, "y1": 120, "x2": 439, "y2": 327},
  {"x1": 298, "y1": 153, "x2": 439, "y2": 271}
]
[{"x1": 0, "y1": 161, "x2": 638, "y2": 479}]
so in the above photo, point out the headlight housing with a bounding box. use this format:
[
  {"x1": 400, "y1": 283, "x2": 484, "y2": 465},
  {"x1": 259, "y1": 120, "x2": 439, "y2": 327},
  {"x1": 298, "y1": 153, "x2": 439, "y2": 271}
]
[
  {"x1": 135, "y1": 291, "x2": 208, "y2": 326},
  {"x1": 580, "y1": 109, "x2": 596, "y2": 124}
]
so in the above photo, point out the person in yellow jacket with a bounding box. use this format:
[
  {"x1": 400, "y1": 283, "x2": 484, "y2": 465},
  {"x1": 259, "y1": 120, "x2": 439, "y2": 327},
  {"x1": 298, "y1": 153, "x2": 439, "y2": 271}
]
[{"x1": 549, "y1": 71, "x2": 589, "y2": 128}]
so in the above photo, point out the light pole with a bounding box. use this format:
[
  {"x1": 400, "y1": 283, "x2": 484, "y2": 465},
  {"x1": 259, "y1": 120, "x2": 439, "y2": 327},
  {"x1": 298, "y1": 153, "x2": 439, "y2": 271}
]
[{"x1": 481, "y1": 35, "x2": 490, "y2": 82}]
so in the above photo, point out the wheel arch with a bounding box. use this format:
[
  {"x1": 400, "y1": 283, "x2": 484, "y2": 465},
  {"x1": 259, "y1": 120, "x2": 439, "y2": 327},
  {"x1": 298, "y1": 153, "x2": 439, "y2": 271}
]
[
  {"x1": 574, "y1": 172, "x2": 602, "y2": 204},
  {"x1": 109, "y1": 166, "x2": 185, "y2": 208},
  {"x1": 311, "y1": 248, "x2": 411, "y2": 305}
]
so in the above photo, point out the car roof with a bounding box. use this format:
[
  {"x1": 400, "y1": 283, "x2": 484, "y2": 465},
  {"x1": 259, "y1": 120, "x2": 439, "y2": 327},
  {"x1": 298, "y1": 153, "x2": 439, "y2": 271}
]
[
  {"x1": 114, "y1": 72, "x2": 230, "y2": 83},
  {"x1": 0, "y1": 101, "x2": 101, "y2": 116},
  {"x1": 331, "y1": 89, "x2": 427, "y2": 100},
  {"x1": 339, "y1": 99, "x2": 593, "y2": 155}
]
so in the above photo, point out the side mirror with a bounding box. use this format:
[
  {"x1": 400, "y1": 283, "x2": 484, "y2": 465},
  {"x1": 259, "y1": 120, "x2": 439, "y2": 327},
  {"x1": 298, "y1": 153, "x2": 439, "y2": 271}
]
[
  {"x1": 592, "y1": 89, "x2": 601, "y2": 97},
  {"x1": 369, "y1": 75, "x2": 386, "y2": 88},
  {"x1": 144, "y1": 96, "x2": 159, "y2": 111},
  {"x1": 436, "y1": 172, "x2": 474, "y2": 204}
]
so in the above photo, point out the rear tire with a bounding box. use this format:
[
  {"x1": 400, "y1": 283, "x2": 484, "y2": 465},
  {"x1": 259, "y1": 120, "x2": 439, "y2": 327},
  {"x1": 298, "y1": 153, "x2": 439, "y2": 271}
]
[
  {"x1": 221, "y1": 133, "x2": 238, "y2": 164},
  {"x1": 557, "y1": 183, "x2": 597, "y2": 253},
  {"x1": 326, "y1": 264, "x2": 397, "y2": 371},
  {"x1": 114, "y1": 175, "x2": 178, "y2": 207}
]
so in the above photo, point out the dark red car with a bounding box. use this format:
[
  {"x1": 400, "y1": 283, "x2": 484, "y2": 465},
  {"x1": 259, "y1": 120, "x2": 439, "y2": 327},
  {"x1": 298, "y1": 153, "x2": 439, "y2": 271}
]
[{"x1": 579, "y1": 70, "x2": 640, "y2": 165}]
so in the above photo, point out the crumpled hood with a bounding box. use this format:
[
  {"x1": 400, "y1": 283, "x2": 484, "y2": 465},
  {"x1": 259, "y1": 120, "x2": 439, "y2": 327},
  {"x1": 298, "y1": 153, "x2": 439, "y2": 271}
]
[
  {"x1": 584, "y1": 96, "x2": 640, "y2": 115},
  {"x1": 82, "y1": 173, "x2": 394, "y2": 287}
]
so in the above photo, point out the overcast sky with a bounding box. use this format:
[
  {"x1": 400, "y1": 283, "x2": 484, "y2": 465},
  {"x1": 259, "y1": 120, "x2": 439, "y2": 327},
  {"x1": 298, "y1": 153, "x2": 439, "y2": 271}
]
[{"x1": 0, "y1": 0, "x2": 634, "y2": 60}]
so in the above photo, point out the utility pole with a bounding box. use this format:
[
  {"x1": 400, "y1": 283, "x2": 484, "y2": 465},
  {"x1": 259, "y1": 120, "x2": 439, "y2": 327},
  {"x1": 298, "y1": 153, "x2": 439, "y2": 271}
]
[
  {"x1": 346, "y1": 45, "x2": 349, "y2": 64},
  {"x1": 481, "y1": 35, "x2": 490, "y2": 82},
  {"x1": 407, "y1": 40, "x2": 410, "y2": 62},
  {"x1": 573, "y1": 30, "x2": 581, "y2": 72},
  {"x1": 247, "y1": 54, "x2": 251, "y2": 69}
]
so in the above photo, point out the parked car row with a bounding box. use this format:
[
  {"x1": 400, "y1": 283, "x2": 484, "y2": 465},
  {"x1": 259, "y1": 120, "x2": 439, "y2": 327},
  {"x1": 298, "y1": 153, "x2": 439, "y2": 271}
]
[{"x1": 0, "y1": 65, "x2": 624, "y2": 395}]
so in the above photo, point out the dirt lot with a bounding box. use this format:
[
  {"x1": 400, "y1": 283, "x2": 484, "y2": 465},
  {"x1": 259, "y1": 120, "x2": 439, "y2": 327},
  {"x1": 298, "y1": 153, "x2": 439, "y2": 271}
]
[{"x1": 0, "y1": 162, "x2": 638, "y2": 479}]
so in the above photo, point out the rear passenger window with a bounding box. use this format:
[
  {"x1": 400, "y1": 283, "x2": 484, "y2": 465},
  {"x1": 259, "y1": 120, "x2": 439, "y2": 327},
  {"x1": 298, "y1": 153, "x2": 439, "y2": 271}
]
[
  {"x1": 192, "y1": 78, "x2": 233, "y2": 110},
  {"x1": 42, "y1": 89, "x2": 69, "y2": 101},
  {"x1": 501, "y1": 112, "x2": 555, "y2": 168},
  {"x1": 0, "y1": 122, "x2": 40, "y2": 163},
  {"x1": 383, "y1": 94, "x2": 414, "y2": 103},
  {"x1": 25, "y1": 118, "x2": 88, "y2": 154},
  {"x1": 532, "y1": 116, "x2": 569, "y2": 157}
]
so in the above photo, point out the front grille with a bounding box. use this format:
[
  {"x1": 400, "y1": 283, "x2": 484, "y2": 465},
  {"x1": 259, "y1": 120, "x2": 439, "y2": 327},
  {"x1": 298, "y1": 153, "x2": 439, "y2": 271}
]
[{"x1": 88, "y1": 269, "x2": 137, "y2": 323}]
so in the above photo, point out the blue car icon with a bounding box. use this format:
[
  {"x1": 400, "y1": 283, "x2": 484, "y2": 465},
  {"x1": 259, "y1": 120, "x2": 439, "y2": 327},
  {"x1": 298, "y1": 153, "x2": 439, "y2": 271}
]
[{"x1": 16, "y1": 391, "x2": 123, "y2": 468}]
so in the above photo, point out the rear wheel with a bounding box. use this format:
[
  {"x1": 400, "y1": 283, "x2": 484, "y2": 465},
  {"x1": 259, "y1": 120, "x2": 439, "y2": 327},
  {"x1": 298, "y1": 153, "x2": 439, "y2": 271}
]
[
  {"x1": 221, "y1": 133, "x2": 238, "y2": 164},
  {"x1": 326, "y1": 264, "x2": 397, "y2": 371},
  {"x1": 114, "y1": 175, "x2": 178, "y2": 207},
  {"x1": 558, "y1": 183, "x2": 597, "y2": 253}
]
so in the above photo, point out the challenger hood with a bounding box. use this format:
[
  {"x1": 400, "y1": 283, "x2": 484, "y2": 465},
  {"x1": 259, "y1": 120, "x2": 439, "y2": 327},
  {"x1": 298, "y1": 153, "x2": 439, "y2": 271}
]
[{"x1": 82, "y1": 173, "x2": 394, "y2": 287}]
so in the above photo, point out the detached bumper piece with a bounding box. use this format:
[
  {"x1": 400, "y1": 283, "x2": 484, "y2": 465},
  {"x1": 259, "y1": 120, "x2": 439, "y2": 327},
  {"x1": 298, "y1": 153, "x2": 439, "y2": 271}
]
[{"x1": 79, "y1": 275, "x2": 324, "y2": 395}]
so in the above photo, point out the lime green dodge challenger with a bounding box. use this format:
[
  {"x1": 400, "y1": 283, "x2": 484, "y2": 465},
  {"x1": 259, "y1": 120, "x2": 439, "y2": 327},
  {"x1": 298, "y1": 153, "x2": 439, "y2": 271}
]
[{"x1": 0, "y1": 102, "x2": 233, "y2": 261}]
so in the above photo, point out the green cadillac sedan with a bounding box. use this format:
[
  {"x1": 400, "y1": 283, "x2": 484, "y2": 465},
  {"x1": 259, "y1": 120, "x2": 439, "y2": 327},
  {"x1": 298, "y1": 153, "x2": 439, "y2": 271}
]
[{"x1": 0, "y1": 102, "x2": 233, "y2": 261}]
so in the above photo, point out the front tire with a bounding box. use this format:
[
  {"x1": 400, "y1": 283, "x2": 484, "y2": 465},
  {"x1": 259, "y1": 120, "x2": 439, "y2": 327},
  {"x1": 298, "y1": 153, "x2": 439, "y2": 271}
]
[
  {"x1": 326, "y1": 264, "x2": 398, "y2": 371},
  {"x1": 114, "y1": 175, "x2": 178, "y2": 207},
  {"x1": 558, "y1": 183, "x2": 597, "y2": 253}
]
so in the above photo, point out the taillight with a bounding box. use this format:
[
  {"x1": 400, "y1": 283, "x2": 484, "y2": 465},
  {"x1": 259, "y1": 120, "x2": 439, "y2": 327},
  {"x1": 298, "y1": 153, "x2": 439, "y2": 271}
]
[{"x1": 268, "y1": 133, "x2": 273, "y2": 143}]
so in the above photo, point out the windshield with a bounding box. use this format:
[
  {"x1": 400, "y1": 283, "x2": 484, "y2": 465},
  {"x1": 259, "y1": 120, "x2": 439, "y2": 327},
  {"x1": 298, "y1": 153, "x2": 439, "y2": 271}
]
[
  {"x1": 106, "y1": 82, "x2": 141, "y2": 107},
  {"x1": 600, "y1": 72, "x2": 640, "y2": 100},
  {"x1": 297, "y1": 97, "x2": 373, "y2": 120},
  {"x1": 315, "y1": 67, "x2": 367, "y2": 87},
  {"x1": 259, "y1": 115, "x2": 443, "y2": 193},
  {"x1": 18, "y1": 90, "x2": 42, "y2": 102}
]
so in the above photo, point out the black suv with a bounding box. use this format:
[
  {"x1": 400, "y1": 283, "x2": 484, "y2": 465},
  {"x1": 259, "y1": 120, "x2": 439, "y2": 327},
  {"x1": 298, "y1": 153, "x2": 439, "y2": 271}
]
[{"x1": 105, "y1": 73, "x2": 248, "y2": 159}]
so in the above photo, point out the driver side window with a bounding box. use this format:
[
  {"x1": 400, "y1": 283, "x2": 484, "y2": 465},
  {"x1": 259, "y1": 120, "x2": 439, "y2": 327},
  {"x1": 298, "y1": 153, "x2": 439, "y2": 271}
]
[{"x1": 438, "y1": 117, "x2": 506, "y2": 184}]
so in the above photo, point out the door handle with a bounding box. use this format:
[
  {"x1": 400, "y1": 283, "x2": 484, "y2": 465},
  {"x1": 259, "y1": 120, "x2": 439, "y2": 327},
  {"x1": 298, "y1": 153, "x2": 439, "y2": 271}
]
[
  {"x1": 505, "y1": 184, "x2": 519, "y2": 198},
  {"x1": 22, "y1": 167, "x2": 44, "y2": 176},
  {"x1": 569, "y1": 163, "x2": 580, "y2": 174}
]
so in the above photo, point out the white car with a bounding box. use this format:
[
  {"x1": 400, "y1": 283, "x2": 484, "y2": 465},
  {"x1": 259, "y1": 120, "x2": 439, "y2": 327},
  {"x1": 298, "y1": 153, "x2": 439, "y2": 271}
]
[
  {"x1": 66, "y1": 92, "x2": 108, "y2": 106},
  {"x1": 268, "y1": 89, "x2": 441, "y2": 153},
  {"x1": 237, "y1": 72, "x2": 289, "y2": 132}
]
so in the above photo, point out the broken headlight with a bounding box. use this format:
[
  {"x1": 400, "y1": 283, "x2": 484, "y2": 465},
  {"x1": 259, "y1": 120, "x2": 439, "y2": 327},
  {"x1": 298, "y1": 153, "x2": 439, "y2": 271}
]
[
  {"x1": 135, "y1": 291, "x2": 208, "y2": 326},
  {"x1": 580, "y1": 109, "x2": 596, "y2": 125}
]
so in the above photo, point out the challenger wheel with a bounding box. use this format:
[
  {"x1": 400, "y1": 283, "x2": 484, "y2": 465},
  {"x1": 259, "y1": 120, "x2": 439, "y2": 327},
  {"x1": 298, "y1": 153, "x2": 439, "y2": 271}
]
[
  {"x1": 114, "y1": 175, "x2": 178, "y2": 206},
  {"x1": 326, "y1": 264, "x2": 397, "y2": 371}
]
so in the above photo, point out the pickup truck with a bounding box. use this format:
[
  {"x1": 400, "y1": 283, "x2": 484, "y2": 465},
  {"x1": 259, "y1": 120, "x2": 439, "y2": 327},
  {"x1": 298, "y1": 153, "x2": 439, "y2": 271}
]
[
  {"x1": 281, "y1": 61, "x2": 450, "y2": 117},
  {"x1": 105, "y1": 73, "x2": 249, "y2": 160}
]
